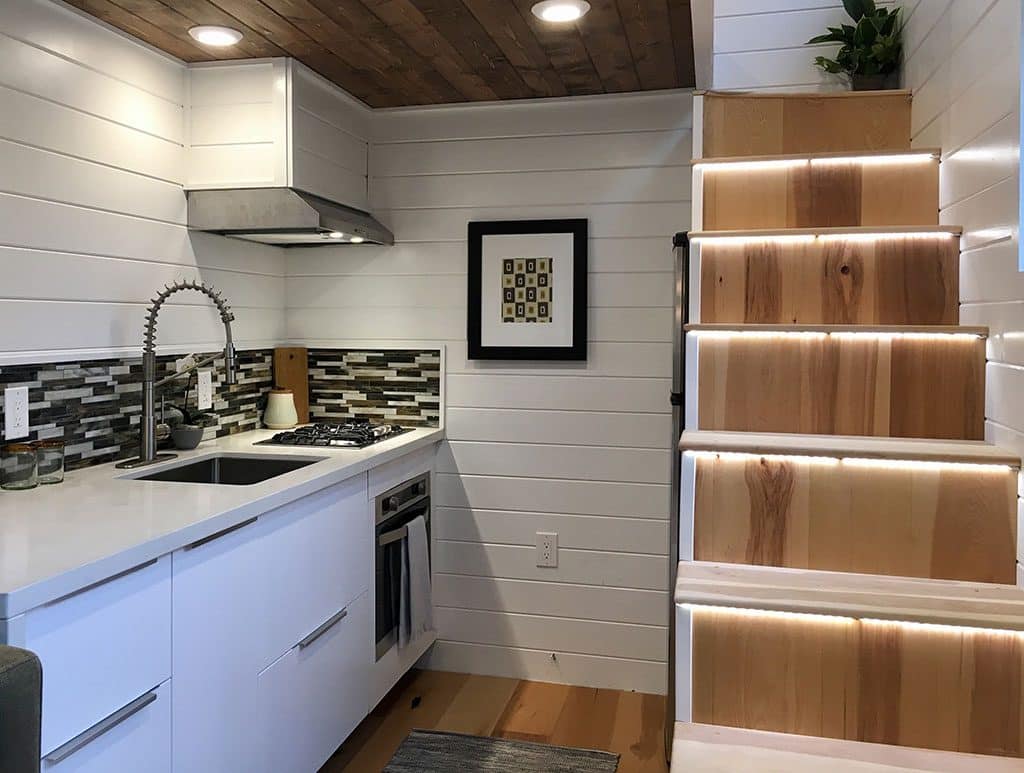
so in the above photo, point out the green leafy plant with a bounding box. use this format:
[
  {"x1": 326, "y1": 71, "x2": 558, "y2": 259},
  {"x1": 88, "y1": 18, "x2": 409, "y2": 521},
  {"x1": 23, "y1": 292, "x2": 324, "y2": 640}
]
[{"x1": 807, "y1": 0, "x2": 903, "y2": 80}]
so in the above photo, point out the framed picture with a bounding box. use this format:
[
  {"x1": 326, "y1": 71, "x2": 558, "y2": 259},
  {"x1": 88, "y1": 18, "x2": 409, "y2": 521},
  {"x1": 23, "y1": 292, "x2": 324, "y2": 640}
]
[{"x1": 467, "y1": 218, "x2": 588, "y2": 361}]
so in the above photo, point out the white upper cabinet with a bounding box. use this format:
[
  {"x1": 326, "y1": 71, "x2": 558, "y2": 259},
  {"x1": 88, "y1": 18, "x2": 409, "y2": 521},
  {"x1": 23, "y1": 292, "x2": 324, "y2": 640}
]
[
  {"x1": 185, "y1": 59, "x2": 369, "y2": 210},
  {"x1": 186, "y1": 60, "x2": 289, "y2": 190},
  {"x1": 289, "y1": 64, "x2": 370, "y2": 211}
]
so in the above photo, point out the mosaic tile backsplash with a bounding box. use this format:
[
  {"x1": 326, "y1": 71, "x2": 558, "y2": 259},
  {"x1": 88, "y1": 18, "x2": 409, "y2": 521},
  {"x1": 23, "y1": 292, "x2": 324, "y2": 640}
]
[
  {"x1": 308, "y1": 349, "x2": 441, "y2": 427},
  {"x1": 0, "y1": 347, "x2": 441, "y2": 472},
  {"x1": 0, "y1": 350, "x2": 274, "y2": 471}
]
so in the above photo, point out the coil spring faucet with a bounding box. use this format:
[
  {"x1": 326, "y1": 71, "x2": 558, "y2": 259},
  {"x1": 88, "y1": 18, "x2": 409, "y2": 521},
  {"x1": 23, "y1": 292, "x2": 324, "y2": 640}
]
[{"x1": 117, "y1": 280, "x2": 237, "y2": 469}]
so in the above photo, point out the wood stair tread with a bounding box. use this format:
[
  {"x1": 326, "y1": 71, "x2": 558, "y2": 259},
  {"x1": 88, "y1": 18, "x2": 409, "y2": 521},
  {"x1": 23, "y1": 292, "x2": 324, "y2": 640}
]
[
  {"x1": 693, "y1": 147, "x2": 941, "y2": 165},
  {"x1": 686, "y1": 323, "x2": 987, "y2": 336},
  {"x1": 679, "y1": 430, "x2": 1021, "y2": 467},
  {"x1": 675, "y1": 562, "x2": 1024, "y2": 631},
  {"x1": 696, "y1": 88, "x2": 913, "y2": 100},
  {"x1": 689, "y1": 225, "x2": 963, "y2": 239},
  {"x1": 671, "y1": 723, "x2": 1023, "y2": 773}
]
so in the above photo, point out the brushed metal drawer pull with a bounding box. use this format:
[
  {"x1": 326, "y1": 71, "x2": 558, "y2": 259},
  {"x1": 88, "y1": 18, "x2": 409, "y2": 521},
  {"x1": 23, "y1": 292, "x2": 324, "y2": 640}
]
[
  {"x1": 184, "y1": 516, "x2": 258, "y2": 551},
  {"x1": 298, "y1": 607, "x2": 348, "y2": 650},
  {"x1": 43, "y1": 690, "x2": 158, "y2": 764},
  {"x1": 50, "y1": 558, "x2": 159, "y2": 605}
]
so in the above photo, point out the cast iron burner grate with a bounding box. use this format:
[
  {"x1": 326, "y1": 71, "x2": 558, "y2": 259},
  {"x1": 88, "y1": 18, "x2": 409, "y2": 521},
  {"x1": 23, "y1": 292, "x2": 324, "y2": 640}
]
[{"x1": 255, "y1": 419, "x2": 413, "y2": 448}]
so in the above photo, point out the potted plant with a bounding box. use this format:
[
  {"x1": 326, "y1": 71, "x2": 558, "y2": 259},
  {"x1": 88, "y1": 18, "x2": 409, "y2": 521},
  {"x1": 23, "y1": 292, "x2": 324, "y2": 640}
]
[{"x1": 807, "y1": 0, "x2": 903, "y2": 91}]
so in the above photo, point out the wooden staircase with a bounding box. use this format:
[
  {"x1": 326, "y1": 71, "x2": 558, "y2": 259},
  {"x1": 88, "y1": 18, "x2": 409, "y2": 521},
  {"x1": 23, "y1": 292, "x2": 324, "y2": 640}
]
[{"x1": 672, "y1": 90, "x2": 1024, "y2": 769}]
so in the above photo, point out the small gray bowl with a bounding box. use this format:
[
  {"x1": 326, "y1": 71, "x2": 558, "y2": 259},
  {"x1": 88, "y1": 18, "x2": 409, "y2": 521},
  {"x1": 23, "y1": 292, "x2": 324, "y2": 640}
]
[{"x1": 171, "y1": 424, "x2": 204, "y2": 450}]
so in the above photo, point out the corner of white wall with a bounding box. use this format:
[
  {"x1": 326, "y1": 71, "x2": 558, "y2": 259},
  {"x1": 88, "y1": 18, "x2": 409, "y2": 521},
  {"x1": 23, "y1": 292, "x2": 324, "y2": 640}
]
[{"x1": 691, "y1": 0, "x2": 715, "y2": 90}]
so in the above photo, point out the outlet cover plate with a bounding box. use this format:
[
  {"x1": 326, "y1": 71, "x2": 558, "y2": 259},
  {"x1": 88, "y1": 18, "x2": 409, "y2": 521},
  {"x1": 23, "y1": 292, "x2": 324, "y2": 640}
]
[
  {"x1": 4, "y1": 386, "x2": 29, "y2": 440},
  {"x1": 536, "y1": 531, "x2": 558, "y2": 568},
  {"x1": 197, "y1": 370, "x2": 213, "y2": 410}
]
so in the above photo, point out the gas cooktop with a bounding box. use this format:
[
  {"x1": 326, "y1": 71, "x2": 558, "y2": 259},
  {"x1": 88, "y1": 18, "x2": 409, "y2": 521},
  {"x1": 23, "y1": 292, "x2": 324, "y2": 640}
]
[{"x1": 255, "y1": 420, "x2": 413, "y2": 449}]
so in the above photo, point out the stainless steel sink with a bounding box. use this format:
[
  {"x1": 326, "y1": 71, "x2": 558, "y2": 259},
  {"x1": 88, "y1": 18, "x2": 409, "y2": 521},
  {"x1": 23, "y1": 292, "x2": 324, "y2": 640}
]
[{"x1": 130, "y1": 454, "x2": 323, "y2": 485}]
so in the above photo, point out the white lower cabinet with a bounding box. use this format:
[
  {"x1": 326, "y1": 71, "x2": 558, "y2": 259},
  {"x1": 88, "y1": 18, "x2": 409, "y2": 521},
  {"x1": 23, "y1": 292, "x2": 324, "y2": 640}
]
[
  {"x1": 172, "y1": 476, "x2": 373, "y2": 773},
  {"x1": 172, "y1": 515, "x2": 263, "y2": 773},
  {"x1": 2, "y1": 554, "x2": 172, "y2": 762},
  {"x1": 256, "y1": 474, "x2": 369, "y2": 670},
  {"x1": 10, "y1": 460, "x2": 422, "y2": 773},
  {"x1": 41, "y1": 679, "x2": 171, "y2": 773},
  {"x1": 258, "y1": 592, "x2": 371, "y2": 773}
]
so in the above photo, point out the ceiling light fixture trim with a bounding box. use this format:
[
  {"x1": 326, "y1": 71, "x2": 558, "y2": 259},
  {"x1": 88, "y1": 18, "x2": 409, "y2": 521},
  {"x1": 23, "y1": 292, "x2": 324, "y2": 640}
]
[
  {"x1": 531, "y1": 0, "x2": 591, "y2": 23},
  {"x1": 188, "y1": 25, "x2": 244, "y2": 47}
]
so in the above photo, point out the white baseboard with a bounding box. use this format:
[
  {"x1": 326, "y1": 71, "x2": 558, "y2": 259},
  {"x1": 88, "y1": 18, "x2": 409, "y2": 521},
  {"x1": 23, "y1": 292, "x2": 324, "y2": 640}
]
[{"x1": 422, "y1": 639, "x2": 667, "y2": 695}]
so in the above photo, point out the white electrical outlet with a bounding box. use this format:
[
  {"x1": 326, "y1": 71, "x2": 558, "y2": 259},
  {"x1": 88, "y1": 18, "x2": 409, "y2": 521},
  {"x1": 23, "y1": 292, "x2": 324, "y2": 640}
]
[
  {"x1": 536, "y1": 532, "x2": 558, "y2": 568},
  {"x1": 197, "y1": 370, "x2": 213, "y2": 410},
  {"x1": 4, "y1": 386, "x2": 29, "y2": 440}
]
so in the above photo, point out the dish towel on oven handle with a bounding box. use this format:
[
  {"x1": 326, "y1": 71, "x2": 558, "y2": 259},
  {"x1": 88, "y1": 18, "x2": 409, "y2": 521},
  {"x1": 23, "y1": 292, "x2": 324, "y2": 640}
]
[{"x1": 400, "y1": 514, "x2": 434, "y2": 649}]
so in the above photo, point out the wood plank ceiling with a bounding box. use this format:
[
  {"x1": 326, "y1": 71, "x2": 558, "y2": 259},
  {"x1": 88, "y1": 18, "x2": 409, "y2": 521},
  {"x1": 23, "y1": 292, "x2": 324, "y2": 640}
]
[{"x1": 66, "y1": 0, "x2": 696, "y2": 107}]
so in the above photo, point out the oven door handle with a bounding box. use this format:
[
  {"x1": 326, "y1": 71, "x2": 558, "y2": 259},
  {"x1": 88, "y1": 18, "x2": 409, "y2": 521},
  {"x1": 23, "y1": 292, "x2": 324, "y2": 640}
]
[{"x1": 378, "y1": 525, "x2": 408, "y2": 547}]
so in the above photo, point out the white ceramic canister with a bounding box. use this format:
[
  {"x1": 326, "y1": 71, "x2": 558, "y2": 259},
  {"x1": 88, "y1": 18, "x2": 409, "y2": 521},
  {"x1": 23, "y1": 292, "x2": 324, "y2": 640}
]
[{"x1": 264, "y1": 388, "x2": 299, "y2": 429}]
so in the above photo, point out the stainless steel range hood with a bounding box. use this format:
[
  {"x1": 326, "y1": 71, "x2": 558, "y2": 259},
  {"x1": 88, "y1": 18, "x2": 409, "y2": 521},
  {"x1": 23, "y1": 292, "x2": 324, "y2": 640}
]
[{"x1": 187, "y1": 188, "x2": 394, "y2": 246}]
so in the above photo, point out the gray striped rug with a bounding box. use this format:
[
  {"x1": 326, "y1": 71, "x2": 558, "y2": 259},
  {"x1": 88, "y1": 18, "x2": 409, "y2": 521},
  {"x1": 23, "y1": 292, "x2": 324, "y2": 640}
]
[{"x1": 384, "y1": 730, "x2": 619, "y2": 772}]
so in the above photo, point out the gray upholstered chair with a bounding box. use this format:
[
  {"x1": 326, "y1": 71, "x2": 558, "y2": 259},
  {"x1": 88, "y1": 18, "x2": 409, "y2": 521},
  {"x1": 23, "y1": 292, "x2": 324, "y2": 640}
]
[{"x1": 0, "y1": 645, "x2": 42, "y2": 773}]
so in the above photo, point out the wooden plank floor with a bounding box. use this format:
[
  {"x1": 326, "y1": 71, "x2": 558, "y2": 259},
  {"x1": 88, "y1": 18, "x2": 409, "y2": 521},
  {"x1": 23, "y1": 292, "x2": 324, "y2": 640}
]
[{"x1": 322, "y1": 669, "x2": 668, "y2": 772}]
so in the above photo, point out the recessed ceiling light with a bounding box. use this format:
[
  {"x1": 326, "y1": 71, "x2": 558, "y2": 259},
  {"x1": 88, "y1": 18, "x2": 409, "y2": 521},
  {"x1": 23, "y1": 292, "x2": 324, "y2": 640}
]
[
  {"x1": 349, "y1": 236, "x2": 365, "y2": 244},
  {"x1": 531, "y1": 0, "x2": 591, "y2": 23},
  {"x1": 327, "y1": 231, "x2": 344, "y2": 239},
  {"x1": 188, "y1": 25, "x2": 243, "y2": 47}
]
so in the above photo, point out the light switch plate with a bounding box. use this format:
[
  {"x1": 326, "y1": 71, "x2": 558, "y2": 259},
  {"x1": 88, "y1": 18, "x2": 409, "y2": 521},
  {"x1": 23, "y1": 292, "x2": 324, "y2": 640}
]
[
  {"x1": 197, "y1": 370, "x2": 213, "y2": 410},
  {"x1": 536, "y1": 532, "x2": 558, "y2": 568},
  {"x1": 4, "y1": 386, "x2": 29, "y2": 439}
]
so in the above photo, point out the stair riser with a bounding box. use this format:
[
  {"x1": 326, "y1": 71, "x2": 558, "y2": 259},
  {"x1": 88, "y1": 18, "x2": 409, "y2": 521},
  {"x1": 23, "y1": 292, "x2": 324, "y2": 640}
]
[
  {"x1": 690, "y1": 336, "x2": 985, "y2": 440},
  {"x1": 699, "y1": 160, "x2": 939, "y2": 230},
  {"x1": 685, "y1": 455, "x2": 1017, "y2": 584},
  {"x1": 699, "y1": 92, "x2": 913, "y2": 158},
  {"x1": 683, "y1": 607, "x2": 1024, "y2": 758},
  {"x1": 696, "y1": 236, "x2": 959, "y2": 325}
]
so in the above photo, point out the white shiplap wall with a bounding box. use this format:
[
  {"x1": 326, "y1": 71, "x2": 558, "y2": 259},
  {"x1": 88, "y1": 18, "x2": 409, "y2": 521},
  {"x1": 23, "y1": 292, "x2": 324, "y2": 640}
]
[
  {"x1": 0, "y1": 0, "x2": 286, "y2": 364},
  {"x1": 903, "y1": 0, "x2": 1024, "y2": 568},
  {"x1": 712, "y1": 0, "x2": 905, "y2": 91},
  {"x1": 287, "y1": 91, "x2": 693, "y2": 693}
]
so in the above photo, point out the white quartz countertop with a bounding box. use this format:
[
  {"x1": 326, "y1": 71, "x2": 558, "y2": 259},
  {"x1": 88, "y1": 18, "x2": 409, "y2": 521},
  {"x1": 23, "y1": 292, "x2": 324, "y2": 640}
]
[{"x1": 0, "y1": 427, "x2": 444, "y2": 618}]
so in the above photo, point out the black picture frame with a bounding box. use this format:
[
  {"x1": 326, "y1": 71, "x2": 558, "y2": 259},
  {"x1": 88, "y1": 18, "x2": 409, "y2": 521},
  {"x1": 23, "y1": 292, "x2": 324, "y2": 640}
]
[{"x1": 467, "y1": 218, "x2": 588, "y2": 361}]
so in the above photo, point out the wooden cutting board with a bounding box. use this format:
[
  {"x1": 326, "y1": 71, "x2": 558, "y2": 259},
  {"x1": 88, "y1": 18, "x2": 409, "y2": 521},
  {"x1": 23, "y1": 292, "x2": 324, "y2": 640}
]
[{"x1": 273, "y1": 347, "x2": 309, "y2": 424}]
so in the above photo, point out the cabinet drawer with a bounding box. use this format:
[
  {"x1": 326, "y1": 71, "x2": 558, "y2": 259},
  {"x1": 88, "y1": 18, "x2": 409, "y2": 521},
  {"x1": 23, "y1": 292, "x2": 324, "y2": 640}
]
[
  {"x1": 258, "y1": 474, "x2": 369, "y2": 669},
  {"x1": 15, "y1": 555, "x2": 171, "y2": 756},
  {"x1": 258, "y1": 592, "x2": 371, "y2": 773},
  {"x1": 42, "y1": 679, "x2": 171, "y2": 773}
]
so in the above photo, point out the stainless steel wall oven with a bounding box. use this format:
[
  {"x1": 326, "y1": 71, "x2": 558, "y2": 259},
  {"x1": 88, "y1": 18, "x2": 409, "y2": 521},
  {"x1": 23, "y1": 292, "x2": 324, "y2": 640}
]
[{"x1": 374, "y1": 472, "x2": 430, "y2": 660}]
